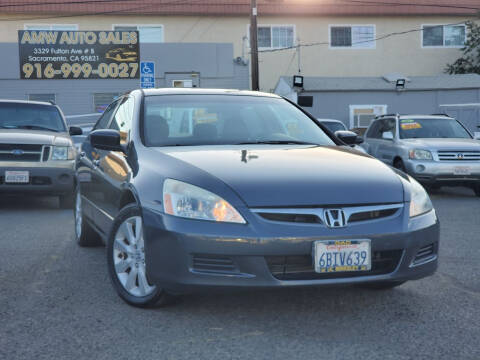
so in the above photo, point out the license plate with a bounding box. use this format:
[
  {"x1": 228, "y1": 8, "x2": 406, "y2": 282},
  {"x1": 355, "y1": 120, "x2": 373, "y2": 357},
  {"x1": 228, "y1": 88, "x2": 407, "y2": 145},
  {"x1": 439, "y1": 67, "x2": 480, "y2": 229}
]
[
  {"x1": 453, "y1": 166, "x2": 471, "y2": 175},
  {"x1": 5, "y1": 170, "x2": 29, "y2": 183},
  {"x1": 314, "y1": 240, "x2": 371, "y2": 273}
]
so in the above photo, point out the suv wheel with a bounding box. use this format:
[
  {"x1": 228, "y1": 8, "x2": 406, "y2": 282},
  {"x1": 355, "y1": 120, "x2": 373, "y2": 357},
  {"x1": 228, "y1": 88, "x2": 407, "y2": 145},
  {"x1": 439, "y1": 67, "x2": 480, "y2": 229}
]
[
  {"x1": 75, "y1": 187, "x2": 102, "y2": 247},
  {"x1": 107, "y1": 204, "x2": 174, "y2": 307}
]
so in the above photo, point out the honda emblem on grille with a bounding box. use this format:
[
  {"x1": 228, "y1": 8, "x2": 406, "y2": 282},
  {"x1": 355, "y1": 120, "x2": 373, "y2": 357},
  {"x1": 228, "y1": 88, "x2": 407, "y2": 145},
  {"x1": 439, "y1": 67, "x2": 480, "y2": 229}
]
[
  {"x1": 324, "y1": 209, "x2": 347, "y2": 228},
  {"x1": 457, "y1": 153, "x2": 464, "y2": 159},
  {"x1": 11, "y1": 149, "x2": 24, "y2": 156}
]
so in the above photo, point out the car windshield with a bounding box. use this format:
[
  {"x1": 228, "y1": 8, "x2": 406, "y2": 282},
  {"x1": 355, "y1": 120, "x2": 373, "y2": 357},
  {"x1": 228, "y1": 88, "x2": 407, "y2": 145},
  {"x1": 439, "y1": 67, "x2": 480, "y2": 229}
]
[
  {"x1": 143, "y1": 95, "x2": 335, "y2": 146},
  {"x1": 399, "y1": 118, "x2": 471, "y2": 139},
  {"x1": 321, "y1": 121, "x2": 346, "y2": 133},
  {"x1": 0, "y1": 103, "x2": 66, "y2": 132}
]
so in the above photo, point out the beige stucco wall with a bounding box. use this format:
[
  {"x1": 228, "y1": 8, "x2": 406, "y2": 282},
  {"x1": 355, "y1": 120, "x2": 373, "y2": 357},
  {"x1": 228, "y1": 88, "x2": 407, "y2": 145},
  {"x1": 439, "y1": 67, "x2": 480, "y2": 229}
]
[{"x1": 0, "y1": 14, "x2": 476, "y2": 91}]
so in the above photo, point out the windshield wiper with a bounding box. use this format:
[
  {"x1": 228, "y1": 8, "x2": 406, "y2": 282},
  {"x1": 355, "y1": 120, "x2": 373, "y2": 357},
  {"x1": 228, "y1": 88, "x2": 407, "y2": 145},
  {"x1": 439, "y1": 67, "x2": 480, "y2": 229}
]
[
  {"x1": 235, "y1": 140, "x2": 319, "y2": 145},
  {"x1": 14, "y1": 125, "x2": 60, "y2": 132}
]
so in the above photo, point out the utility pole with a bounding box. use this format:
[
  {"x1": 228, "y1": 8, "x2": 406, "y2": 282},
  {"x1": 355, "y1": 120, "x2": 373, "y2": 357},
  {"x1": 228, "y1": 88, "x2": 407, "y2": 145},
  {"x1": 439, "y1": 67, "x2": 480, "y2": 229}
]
[{"x1": 250, "y1": 0, "x2": 259, "y2": 91}]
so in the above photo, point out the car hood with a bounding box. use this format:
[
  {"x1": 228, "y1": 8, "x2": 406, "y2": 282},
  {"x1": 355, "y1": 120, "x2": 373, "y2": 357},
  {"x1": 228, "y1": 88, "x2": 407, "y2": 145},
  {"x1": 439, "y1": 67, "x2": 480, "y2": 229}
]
[
  {"x1": 158, "y1": 145, "x2": 404, "y2": 207},
  {"x1": 401, "y1": 138, "x2": 480, "y2": 151},
  {"x1": 0, "y1": 129, "x2": 71, "y2": 146}
]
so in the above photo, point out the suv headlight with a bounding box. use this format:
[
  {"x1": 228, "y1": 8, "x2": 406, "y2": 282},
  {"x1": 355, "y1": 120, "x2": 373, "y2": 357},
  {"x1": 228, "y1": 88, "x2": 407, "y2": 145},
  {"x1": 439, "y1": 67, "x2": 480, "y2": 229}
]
[
  {"x1": 409, "y1": 176, "x2": 433, "y2": 218},
  {"x1": 409, "y1": 149, "x2": 432, "y2": 160},
  {"x1": 163, "y1": 179, "x2": 246, "y2": 223},
  {"x1": 51, "y1": 146, "x2": 75, "y2": 160}
]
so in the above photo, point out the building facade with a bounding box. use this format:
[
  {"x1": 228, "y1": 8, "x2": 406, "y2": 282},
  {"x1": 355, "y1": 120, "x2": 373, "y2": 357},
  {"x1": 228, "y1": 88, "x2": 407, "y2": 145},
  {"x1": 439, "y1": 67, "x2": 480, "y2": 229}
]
[
  {"x1": 275, "y1": 74, "x2": 480, "y2": 133},
  {"x1": 0, "y1": 0, "x2": 478, "y2": 116}
]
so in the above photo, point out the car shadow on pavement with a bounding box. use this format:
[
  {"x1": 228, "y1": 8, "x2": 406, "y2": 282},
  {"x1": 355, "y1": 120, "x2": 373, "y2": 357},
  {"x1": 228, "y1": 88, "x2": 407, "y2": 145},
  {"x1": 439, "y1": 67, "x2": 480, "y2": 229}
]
[
  {"x1": 428, "y1": 186, "x2": 476, "y2": 198},
  {"x1": 0, "y1": 195, "x2": 60, "y2": 210}
]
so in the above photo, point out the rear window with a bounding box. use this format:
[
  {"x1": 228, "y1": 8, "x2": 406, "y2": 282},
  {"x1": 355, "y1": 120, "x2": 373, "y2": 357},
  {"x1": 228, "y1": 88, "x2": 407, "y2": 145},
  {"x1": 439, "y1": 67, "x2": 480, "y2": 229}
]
[{"x1": 0, "y1": 102, "x2": 66, "y2": 132}]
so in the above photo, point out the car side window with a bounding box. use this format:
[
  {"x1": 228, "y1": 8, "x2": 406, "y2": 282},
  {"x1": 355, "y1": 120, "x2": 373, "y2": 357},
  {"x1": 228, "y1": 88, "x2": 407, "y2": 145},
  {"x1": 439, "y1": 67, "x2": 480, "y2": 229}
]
[
  {"x1": 93, "y1": 100, "x2": 119, "y2": 130},
  {"x1": 382, "y1": 118, "x2": 396, "y2": 137},
  {"x1": 109, "y1": 96, "x2": 135, "y2": 145},
  {"x1": 366, "y1": 120, "x2": 382, "y2": 139}
]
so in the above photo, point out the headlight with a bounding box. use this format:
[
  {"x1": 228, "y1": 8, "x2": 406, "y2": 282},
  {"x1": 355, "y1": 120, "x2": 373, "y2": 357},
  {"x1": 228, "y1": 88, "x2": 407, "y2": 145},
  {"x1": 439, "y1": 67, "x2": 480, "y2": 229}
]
[
  {"x1": 163, "y1": 179, "x2": 246, "y2": 223},
  {"x1": 51, "y1": 146, "x2": 75, "y2": 160},
  {"x1": 409, "y1": 149, "x2": 432, "y2": 160},
  {"x1": 408, "y1": 176, "x2": 433, "y2": 218}
]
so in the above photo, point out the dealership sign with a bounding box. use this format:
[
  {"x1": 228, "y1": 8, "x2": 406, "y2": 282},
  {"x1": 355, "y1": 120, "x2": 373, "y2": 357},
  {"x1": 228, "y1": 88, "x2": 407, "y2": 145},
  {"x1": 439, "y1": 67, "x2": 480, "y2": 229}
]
[{"x1": 18, "y1": 30, "x2": 140, "y2": 79}]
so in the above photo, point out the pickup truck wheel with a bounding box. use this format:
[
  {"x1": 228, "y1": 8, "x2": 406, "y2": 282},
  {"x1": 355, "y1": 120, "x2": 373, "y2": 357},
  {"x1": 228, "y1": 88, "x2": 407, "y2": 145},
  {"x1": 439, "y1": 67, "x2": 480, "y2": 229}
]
[
  {"x1": 393, "y1": 159, "x2": 406, "y2": 173},
  {"x1": 59, "y1": 193, "x2": 74, "y2": 209},
  {"x1": 107, "y1": 204, "x2": 176, "y2": 307},
  {"x1": 75, "y1": 188, "x2": 102, "y2": 247}
]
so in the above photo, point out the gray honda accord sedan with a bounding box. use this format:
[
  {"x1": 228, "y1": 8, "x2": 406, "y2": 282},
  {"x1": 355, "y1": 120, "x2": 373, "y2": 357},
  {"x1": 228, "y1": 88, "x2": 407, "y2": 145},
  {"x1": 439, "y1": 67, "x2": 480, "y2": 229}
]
[{"x1": 75, "y1": 89, "x2": 439, "y2": 307}]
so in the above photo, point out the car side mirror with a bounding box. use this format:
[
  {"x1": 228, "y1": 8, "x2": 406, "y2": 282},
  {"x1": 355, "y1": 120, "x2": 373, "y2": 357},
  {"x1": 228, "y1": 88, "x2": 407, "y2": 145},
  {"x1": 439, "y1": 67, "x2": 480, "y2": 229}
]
[
  {"x1": 382, "y1": 131, "x2": 394, "y2": 140},
  {"x1": 69, "y1": 126, "x2": 83, "y2": 136},
  {"x1": 90, "y1": 129, "x2": 124, "y2": 152},
  {"x1": 335, "y1": 130, "x2": 359, "y2": 145},
  {"x1": 474, "y1": 132, "x2": 480, "y2": 140}
]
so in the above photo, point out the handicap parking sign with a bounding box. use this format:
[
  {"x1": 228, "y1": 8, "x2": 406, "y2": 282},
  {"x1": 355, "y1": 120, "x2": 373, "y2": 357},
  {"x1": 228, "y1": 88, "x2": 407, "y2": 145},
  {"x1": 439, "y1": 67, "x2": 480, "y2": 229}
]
[{"x1": 140, "y1": 61, "x2": 155, "y2": 89}]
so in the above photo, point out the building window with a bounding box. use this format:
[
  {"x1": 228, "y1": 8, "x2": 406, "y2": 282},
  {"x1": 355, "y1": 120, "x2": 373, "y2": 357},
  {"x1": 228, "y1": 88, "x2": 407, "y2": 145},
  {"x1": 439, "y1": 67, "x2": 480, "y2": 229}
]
[
  {"x1": 24, "y1": 24, "x2": 78, "y2": 31},
  {"x1": 422, "y1": 24, "x2": 466, "y2": 47},
  {"x1": 330, "y1": 25, "x2": 375, "y2": 48},
  {"x1": 172, "y1": 80, "x2": 193, "y2": 88},
  {"x1": 252, "y1": 25, "x2": 295, "y2": 49},
  {"x1": 349, "y1": 105, "x2": 387, "y2": 128},
  {"x1": 94, "y1": 93, "x2": 119, "y2": 113},
  {"x1": 113, "y1": 25, "x2": 164, "y2": 43},
  {"x1": 28, "y1": 93, "x2": 56, "y2": 103}
]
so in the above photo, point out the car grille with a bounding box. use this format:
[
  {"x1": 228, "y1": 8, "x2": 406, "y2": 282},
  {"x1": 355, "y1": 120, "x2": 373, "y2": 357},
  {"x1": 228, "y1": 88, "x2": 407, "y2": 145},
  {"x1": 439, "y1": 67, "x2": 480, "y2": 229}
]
[
  {"x1": 252, "y1": 203, "x2": 403, "y2": 226},
  {"x1": 0, "y1": 144, "x2": 48, "y2": 162},
  {"x1": 437, "y1": 150, "x2": 480, "y2": 161},
  {"x1": 266, "y1": 250, "x2": 403, "y2": 280}
]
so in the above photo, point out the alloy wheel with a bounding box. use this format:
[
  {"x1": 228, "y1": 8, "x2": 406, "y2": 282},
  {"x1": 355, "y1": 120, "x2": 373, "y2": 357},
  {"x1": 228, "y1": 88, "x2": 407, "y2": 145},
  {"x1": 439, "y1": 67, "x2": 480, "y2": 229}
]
[{"x1": 113, "y1": 216, "x2": 156, "y2": 297}]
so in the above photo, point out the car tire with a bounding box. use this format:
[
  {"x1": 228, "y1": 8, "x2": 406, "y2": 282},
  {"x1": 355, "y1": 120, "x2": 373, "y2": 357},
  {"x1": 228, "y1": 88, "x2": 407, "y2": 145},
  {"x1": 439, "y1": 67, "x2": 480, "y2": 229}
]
[
  {"x1": 393, "y1": 159, "x2": 407, "y2": 173},
  {"x1": 59, "y1": 193, "x2": 74, "y2": 209},
  {"x1": 359, "y1": 280, "x2": 406, "y2": 290},
  {"x1": 74, "y1": 187, "x2": 103, "y2": 247},
  {"x1": 107, "y1": 204, "x2": 174, "y2": 308}
]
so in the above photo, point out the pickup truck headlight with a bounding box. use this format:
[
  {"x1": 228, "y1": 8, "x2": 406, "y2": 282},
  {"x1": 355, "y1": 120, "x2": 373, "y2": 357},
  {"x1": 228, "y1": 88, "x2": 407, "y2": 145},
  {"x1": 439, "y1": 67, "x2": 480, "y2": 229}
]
[
  {"x1": 163, "y1": 179, "x2": 246, "y2": 224},
  {"x1": 409, "y1": 176, "x2": 433, "y2": 218},
  {"x1": 409, "y1": 149, "x2": 433, "y2": 160},
  {"x1": 51, "y1": 146, "x2": 75, "y2": 160}
]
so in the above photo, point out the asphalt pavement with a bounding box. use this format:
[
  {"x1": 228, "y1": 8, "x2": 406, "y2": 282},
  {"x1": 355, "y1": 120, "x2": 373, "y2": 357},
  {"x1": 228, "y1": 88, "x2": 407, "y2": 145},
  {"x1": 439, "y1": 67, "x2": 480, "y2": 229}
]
[{"x1": 0, "y1": 187, "x2": 479, "y2": 360}]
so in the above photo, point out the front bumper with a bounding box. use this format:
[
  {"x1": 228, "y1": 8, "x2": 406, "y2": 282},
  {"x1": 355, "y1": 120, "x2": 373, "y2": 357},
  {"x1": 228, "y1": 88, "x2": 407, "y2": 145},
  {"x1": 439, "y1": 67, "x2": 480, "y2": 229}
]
[
  {"x1": 0, "y1": 161, "x2": 75, "y2": 195},
  {"x1": 142, "y1": 205, "x2": 439, "y2": 294},
  {"x1": 404, "y1": 159, "x2": 480, "y2": 185}
]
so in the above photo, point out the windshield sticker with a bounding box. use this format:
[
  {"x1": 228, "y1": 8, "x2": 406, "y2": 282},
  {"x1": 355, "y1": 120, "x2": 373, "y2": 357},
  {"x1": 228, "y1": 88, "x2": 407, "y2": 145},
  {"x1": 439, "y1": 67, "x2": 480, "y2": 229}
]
[
  {"x1": 400, "y1": 119, "x2": 415, "y2": 123},
  {"x1": 400, "y1": 122, "x2": 422, "y2": 130}
]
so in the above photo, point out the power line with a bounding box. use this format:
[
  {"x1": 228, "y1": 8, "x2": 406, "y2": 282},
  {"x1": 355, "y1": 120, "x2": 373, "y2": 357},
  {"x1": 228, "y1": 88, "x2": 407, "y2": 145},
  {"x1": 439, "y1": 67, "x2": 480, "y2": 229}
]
[{"x1": 258, "y1": 20, "x2": 472, "y2": 53}]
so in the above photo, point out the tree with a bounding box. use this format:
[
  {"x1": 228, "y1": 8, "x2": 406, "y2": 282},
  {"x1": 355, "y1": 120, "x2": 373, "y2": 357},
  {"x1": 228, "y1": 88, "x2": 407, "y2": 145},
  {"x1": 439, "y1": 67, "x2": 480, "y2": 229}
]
[{"x1": 445, "y1": 21, "x2": 480, "y2": 74}]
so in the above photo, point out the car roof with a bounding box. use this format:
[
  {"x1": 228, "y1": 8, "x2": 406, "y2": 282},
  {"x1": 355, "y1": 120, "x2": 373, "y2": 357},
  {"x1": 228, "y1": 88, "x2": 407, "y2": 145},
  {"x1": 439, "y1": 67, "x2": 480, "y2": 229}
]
[
  {"x1": 139, "y1": 88, "x2": 281, "y2": 98},
  {"x1": 398, "y1": 114, "x2": 455, "y2": 120},
  {"x1": 0, "y1": 99, "x2": 55, "y2": 106}
]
